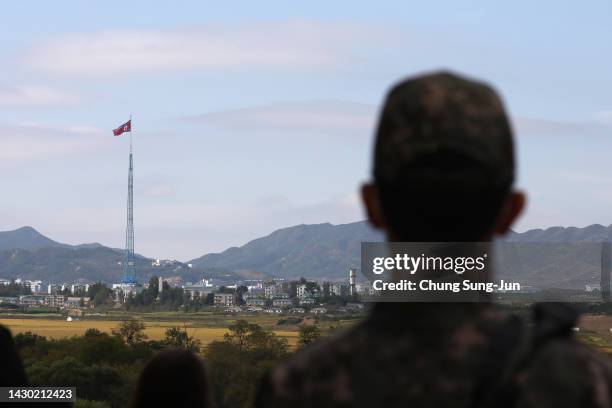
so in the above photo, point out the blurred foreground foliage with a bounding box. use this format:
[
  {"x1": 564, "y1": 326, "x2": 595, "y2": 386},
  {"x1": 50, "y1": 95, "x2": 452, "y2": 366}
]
[{"x1": 13, "y1": 318, "x2": 321, "y2": 408}]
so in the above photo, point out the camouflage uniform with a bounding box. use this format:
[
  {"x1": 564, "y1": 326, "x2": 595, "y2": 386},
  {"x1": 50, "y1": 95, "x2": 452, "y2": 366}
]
[
  {"x1": 256, "y1": 72, "x2": 612, "y2": 407},
  {"x1": 256, "y1": 303, "x2": 612, "y2": 408}
]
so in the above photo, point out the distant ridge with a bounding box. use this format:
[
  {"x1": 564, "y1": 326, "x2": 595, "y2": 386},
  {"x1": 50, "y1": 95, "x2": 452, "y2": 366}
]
[
  {"x1": 0, "y1": 226, "x2": 235, "y2": 283},
  {"x1": 3, "y1": 222, "x2": 612, "y2": 284},
  {"x1": 189, "y1": 221, "x2": 383, "y2": 279},
  {"x1": 190, "y1": 222, "x2": 612, "y2": 281},
  {"x1": 0, "y1": 226, "x2": 110, "y2": 252},
  {"x1": 0, "y1": 226, "x2": 67, "y2": 251},
  {"x1": 505, "y1": 224, "x2": 612, "y2": 242}
]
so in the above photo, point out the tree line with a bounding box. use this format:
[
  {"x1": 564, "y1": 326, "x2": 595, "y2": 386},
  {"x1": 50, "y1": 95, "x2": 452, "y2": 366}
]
[{"x1": 13, "y1": 318, "x2": 322, "y2": 408}]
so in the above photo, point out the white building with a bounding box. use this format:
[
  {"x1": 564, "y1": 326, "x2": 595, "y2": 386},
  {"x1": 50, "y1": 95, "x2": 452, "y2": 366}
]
[
  {"x1": 20, "y1": 280, "x2": 43, "y2": 293},
  {"x1": 214, "y1": 293, "x2": 235, "y2": 307},
  {"x1": 355, "y1": 283, "x2": 375, "y2": 296},
  {"x1": 246, "y1": 298, "x2": 265, "y2": 307},
  {"x1": 183, "y1": 278, "x2": 215, "y2": 298},
  {"x1": 65, "y1": 297, "x2": 90, "y2": 309},
  {"x1": 19, "y1": 295, "x2": 41, "y2": 307},
  {"x1": 112, "y1": 283, "x2": 143, "y2": 301},
  {"x1": 272, "y1": 298, "x2": 293, "y2": 308},
  {"x1": 248, "y1": 287, "x2": 264, "y2": 298},
  {"x1": 297, "y1": 284, "x2": 308, "y2": 299},
  {"x1": 329, "y1": 283, "x2": 346, "y2": 297},
  {"x1": 43, "y1": 295, "x2": 65, "y2": 308},
  {"x1": 586, "y1": 284, "x2": 601, "y2": 292},
  {"x1": 299, "y1": 296, "x2": 316, "y2": 305},
  {"x1": 70, "y1": 283, "x2": 89, "y2": 295},
  {"x1": 349, "y1": 268, "x2": 357, "y2": 296},
  {"x1": 264, "y1": 282, "x2": 278, "y2": 299}
]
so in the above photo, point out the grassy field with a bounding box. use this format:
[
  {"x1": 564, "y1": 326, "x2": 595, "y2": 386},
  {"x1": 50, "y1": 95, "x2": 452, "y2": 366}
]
[
  {"x1": 0, "y1": 317, "x2": 300, "y2": 346},
  {"x1": 576, "y1": 314, "x2": 612, "y2": 354},
  {"x1": 3, "y1": 312, "x2": 612, "y2": 353}
]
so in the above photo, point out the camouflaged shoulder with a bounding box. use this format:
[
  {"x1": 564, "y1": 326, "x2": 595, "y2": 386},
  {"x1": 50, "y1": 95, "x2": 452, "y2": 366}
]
[{"x1": 255, "y1": 304, "x2": 612, "y2": 408}]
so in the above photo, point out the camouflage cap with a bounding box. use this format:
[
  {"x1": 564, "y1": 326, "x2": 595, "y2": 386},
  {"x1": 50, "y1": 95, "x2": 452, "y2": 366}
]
[{"x1": 373, "y1": 71, "x2": 515, "y2": 189}]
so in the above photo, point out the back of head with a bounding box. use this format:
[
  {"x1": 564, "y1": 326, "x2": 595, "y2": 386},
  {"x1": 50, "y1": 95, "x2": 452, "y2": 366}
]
[
  {"x1": 0, "y1": 325, "x2": 28, "y2": 386},
  {"x1": 372, "y1": 71, "x2": 515, "y2": 241},
  {"x1": 131, "y1": 350, "x2": 213, "y2": 408}
]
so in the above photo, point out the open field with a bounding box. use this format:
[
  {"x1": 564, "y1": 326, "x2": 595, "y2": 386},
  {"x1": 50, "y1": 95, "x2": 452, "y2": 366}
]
[
  {"x1": 0, "y1": 317, "x2": 300, "y2": 346},
  {"x1": 577, "y1": 314, "x2": 612, "y2": 354},
  {"x1": 3, "y1": 313, "x2": 612, "y2": 353}
]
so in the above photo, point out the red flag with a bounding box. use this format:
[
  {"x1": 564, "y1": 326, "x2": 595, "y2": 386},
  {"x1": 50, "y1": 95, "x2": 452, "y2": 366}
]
[{"x1": 113, "y1": 120, "x2": 131, "y2": 136}]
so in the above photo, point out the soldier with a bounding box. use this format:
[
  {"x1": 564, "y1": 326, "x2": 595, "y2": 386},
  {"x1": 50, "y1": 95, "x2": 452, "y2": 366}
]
[{"x1": 255, "y1": 72, "x2": 612, "y2": 408}]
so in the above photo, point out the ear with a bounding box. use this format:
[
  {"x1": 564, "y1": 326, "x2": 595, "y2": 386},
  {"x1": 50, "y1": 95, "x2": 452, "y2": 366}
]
[
  {"x1": 493, "y1": 191, "x2": 526, "y2": 235},
  {"x1": 361, "y1": 183, "x2": 386, "y2": 230}
]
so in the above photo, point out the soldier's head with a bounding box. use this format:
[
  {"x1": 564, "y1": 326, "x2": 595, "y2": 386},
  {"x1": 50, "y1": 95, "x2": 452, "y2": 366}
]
[{"x1": 362, "y1": 71, "x2": 525, "y2": 242}]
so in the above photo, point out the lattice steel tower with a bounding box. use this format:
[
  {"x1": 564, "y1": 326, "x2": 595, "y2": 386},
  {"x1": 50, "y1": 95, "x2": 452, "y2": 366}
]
[{"x1": 122, "y1": 132, "x2": 137, "y2": 284}]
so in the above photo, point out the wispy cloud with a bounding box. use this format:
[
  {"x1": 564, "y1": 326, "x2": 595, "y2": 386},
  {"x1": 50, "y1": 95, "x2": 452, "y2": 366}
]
[
  {"x1": 186, "y1": 99, "x2": 612, "y2": 139},
  {"x1": 0, "y1": 85, "x2": 78, "y2": 107},
  {"x1": 0, "y1": 122, "x2": 105, "y2": 163},
  {"x1": 187, "y1": 99, "x2": 377, "y2": 133},
  {"x1": 23, "y1": 21, "x2": 393, "y2": 76}
]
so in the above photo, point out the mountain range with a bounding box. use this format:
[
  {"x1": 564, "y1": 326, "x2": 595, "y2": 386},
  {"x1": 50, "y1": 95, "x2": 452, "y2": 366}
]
[
  {"x1": 188, "y1": 222, "x2": 383, "y2": 280},
  {"x1": 0, "y1": 226, "x2": 70, "y2": 252},
  {"x1": 0, "y1": 227, "x2": 231, "y2": 284},
  {"x1": 2, "y1": 222, "x2": 612, "y2": 287}
]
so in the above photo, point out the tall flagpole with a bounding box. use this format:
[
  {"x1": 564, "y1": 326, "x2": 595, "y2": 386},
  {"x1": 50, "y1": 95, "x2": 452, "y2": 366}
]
[{"x1": 122, "y1": 114, "x2": 136, "y2": 284}]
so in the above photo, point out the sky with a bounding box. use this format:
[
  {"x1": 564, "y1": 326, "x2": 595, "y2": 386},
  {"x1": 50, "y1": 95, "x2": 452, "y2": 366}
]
[{"x1": 1, "y1": 0, "x2": 612, "y2": 260}]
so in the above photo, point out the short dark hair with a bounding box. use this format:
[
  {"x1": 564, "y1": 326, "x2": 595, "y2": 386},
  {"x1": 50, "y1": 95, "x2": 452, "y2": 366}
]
[{"x1": 130, "y1": 350, "x2": 213, "y2": 408}]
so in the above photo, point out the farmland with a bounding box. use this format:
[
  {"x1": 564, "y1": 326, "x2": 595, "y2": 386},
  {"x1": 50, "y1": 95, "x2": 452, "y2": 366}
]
[
  {"x1": 0, "y1": 310, "x2": 362, "y2": 347},
  {"x1": 576, "y1": 314, "x2": 612, "y2": 354},
  {"x1": 5, "y1": 311, "x2": 611, "y2": 353},
  {"x1": 0, "y1": 314, "x2": 305, "y2": 346}
]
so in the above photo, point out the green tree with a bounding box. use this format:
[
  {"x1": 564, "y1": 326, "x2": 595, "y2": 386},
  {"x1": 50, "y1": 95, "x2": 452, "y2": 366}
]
[
  {"x1": 26, "y1": 357, "x2": 126, "y2": 405},
  {"x1": 93, "y1": 287, "x2": 112, "y2": 306},
  {"x1": 0, "y1": 280, "x2": 31, "y2": 297},
  {"x1": 223, "y1": 320, "x2": 287, "y2": 353},
  {"x1": 236, "y1": 286, "x2": 248, "y2": 305},
  {"x1": 14, "y1": 331, "x2": 47, "y2": 349},
  {"x1": 112, "y1": 318, "x2": 147, "y2": 345},
  {"x1": 16, "y1": 328, "x2": 153, "y2": 408},
  {"x1": 78, "y1": 331, "x2": 133, "y2": 365},
  {"x1": 188, "y1": 292, "x2": 201, "y2": 311},
  {"x1": 84, "y1": 328, "x2": 103, "y2": 337},
  {"x1": 206, "y1": 320, "x2": 289, "y2": 408},
  {"x1": 163, "y1": 326, "x2": 201, "y2": 351},
  {"x1": 148, "y1": 276, "x2": 159, "y2": 298},
  {"x1": 298, "y1": 324, "x2": 321, "y2": 346}
]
